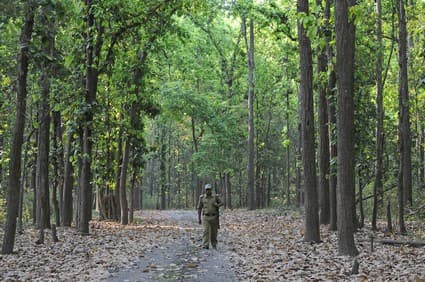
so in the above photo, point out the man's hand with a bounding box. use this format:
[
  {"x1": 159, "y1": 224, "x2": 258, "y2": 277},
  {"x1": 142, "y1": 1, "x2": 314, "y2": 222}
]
[{"x1": 198, "y1": 219, "x2": 202, "y2": 225}]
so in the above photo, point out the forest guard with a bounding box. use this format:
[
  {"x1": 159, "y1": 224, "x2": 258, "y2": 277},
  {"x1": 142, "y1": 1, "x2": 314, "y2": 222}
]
[{"x1": 197, "y1": 183, "x2": 223, "y2": 249}]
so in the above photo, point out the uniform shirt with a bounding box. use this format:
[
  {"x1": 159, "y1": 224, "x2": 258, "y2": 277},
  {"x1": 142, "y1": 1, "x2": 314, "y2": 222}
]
[{"x1": 197, "y1": 193, "x2": 222, "y2": 215}]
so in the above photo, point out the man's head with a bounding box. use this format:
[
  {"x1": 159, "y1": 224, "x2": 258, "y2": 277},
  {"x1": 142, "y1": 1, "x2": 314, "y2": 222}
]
[{"x1": 205, "y1": 183, "x2": 212, "y2": 195}]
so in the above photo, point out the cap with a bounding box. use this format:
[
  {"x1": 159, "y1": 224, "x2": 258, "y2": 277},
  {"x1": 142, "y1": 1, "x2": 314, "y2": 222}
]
[{"x1": 204, "y1": 184, "x2": 212, "y2": 190}]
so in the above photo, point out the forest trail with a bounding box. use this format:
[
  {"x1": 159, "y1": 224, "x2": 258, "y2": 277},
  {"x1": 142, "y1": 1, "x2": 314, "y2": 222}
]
[
  {"x1": 107, "y1": 210, "x2": 239, "y2": 282},
  {"x1": 1, "y1": 209, "x2": 425, "y2": 281}
]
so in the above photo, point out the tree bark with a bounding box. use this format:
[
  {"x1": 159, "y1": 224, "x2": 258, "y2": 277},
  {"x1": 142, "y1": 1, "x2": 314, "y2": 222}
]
[
  {"x1": 335, "y1": 0, "x2": 359, "y2": 256},
  {"x1": 298, "y1": 0, "x2": 320, "y2": 243},
  {"x1": 2, "y1": 0, "x2": 35, "y2": 254},
  {"x1": 52, "y1": 110, "x2": 63, "y2": 227},
  {"x1": 36, "y1": 26, "x2": 52, "y2": 229}
]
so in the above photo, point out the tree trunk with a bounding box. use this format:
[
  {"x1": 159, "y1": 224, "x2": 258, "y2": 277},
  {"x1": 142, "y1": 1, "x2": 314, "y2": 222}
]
[
  {"x1": 242, "y1": 16, "x2": 256, "y2": 211},
  {"x1": 358, "y1": 168, "x2": 364, "y2": 228},
  {"x1": 160, "y1": 126, "x2": 167, "y2": 210},
  {"x1": 372, "y1": 0, "x2": 384, "y2": 231},
  {"x1": 226, "y1": 173, "x2": 232, "y2": 209},
  {"x1": 119, "y1": 139, "x2": 130, "y2": 225},
  {"x1": 298, "y1": 0, "x2": 320, "y2": 243},
  {"x1": 286, "y1": 92, "x2": 291, "y2": 207},
  {"x1": 335, "y1": 0, "x2": 359, "y2": 256},
  {"x1": 62, "y1": 132, "x2": 74, "y2": 227},
  {"x1": 114, "y1": 131, "x2": 123, "y2": 220},
  {"x1": 36, "y1": 2, "x2": 55, "y2": 231},
  {"x1": 78, "y1": 0, "x2": 102, "y2": 234},
  {"x1": 296, "y1": 122, "x2": 303, "y2": 208},
  {"x1": 328, "y1": 70, "x2": 337, "y2": 231},
  {"x1": 326, "y1": 0, "x2": 337, "y2": 232},
  {"x1": 129, "y1": 165, "x2": 137, "y2": 224},
  {"x1": 397, "y1": 0, "x2": 412, "y2": 208},
  {"x1": 31, "y1": 132, "x2": 37, "y2": 225},
  {"x1": 2, "y1": 0, "x2": 35, "y2": 254},
  {"x1": 420, "y1": 128, "x2": 425, "y2": 189},
  {"x1": 317, "y1": 0, "x2": 330, "y2": 225},
  {"x1": 52, "y1": 111, "x2": 63, "y2": 227}
]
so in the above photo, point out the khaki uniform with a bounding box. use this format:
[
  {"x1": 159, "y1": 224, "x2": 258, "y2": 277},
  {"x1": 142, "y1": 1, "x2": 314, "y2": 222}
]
[{"x1": 197, "y1": 193, "x2": 223, "y2": 249}]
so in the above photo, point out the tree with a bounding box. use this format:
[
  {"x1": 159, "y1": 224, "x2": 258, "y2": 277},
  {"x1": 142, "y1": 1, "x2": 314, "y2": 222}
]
[
  {"x1": 242, "y1": 12, "x2": 256, "y2": 211},
  {"x1": 2, "y1": 0, "x2": 35, "y2": 254},
  {"x1": 397, "y1": 0, "x2": 410, "y2": 233},
  {"x1": 372, "y1": 0, "x2": 384, "y2": 231},
  {"x1": 335, "y1": 0, "x2": 359, "y2": 256},
  {"x1": 325, "y1": 0, "x2": 337, "y2": 232},
  {"x1": 35, "y1": 1, "x2": 55, "y2": 231},
  {"x1": 316, "y1": 0, "x2": 330, "y2": 225},
  {"x1": 297, "y1": 0, "x2": 320, "y2": 243}
]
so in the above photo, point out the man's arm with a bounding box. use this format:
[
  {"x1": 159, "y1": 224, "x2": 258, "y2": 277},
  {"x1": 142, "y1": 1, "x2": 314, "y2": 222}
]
[
  {"x1": 214, "y1": 195, "x2": 224, "y2": 207},
  {"x1": 197, "y1": 195, "x2": 203, "y2": 224}
]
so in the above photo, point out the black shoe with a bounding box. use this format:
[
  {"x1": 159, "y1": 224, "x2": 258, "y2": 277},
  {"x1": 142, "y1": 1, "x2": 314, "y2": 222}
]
[{"x1": 202, "y1": 246, "x2": 209, "y2": 249}]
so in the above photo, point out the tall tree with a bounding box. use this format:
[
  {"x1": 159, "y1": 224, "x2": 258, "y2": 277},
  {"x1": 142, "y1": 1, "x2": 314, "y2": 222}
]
[
  {"x1": 2, "y1": 0, "x2": 35, "y2": 254},
  {"x1": 297, "y1": 0, "x2": 320, "y2": 242},
  {"x1": 78, "y1": 0, "x2": 102, "y2": 234},
  {"x1": 335, "y1": 0, "x2": 359, "y2": 256},
  {"x1": 372, "y1": 0, "x2": 384, "y2": 231},
  {"x1": 325, "y1": 0, "x2": 337, "y2": 231},
  {"x1": 316, "y1": 0, "x2": 330, "y2": 225},
  {"x1": 242, "y1": 13, "x2": 256, "y2": 211},
  {"x1": 36, "y1": 2, "x2": 55, "y2": 230},
  {"x1": 397, "y1": 0, "x2": 410, "y2": 233}
]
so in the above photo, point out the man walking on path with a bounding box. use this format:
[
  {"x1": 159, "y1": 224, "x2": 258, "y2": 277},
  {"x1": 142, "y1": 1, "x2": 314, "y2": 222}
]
[{"x1": 197, "y1": 184, "x2": 223, "y2": 249}]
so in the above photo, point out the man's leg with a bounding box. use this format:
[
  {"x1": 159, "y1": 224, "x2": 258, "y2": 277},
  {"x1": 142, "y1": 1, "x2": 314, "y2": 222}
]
[
  {"x1": 210, "y1": 218, "x2": 218, "y2": 248},
  {"x1": 202, "y1": 218, "x2": 210, "y2": 249}
]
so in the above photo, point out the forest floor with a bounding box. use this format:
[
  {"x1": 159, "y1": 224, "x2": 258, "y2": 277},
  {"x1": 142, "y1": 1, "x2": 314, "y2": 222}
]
[{"x1": 1, "y1": 209, "x2": 425, "y2": 281}]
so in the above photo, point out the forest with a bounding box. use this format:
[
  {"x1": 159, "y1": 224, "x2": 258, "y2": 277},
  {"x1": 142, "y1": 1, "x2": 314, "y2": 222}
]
[{"x1": 0, "y1": 0, "x2": 425, "y2": 280}]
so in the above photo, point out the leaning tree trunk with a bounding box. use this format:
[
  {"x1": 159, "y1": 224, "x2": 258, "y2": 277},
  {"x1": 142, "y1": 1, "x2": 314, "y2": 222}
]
[
  {"x1": 335, "y1": 0, "x2": 359, "y2": 256},
  {"x1": 298, "y1": 0, "x2": 320, "y2": 243},
  {"x1": 2, "y1": 0, "x2": 35, "y2": 254}
]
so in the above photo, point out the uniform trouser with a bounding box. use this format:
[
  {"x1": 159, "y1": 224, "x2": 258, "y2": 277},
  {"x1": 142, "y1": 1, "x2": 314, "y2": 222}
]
[{"x1": 202, "y1": 215, "x2": 218, "y2": 248}]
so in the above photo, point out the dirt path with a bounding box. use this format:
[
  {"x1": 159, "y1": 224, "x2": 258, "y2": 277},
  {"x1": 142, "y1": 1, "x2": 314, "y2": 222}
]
[{"x1": 107, "y1": 210, "x2": 239, "y2": 281}]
